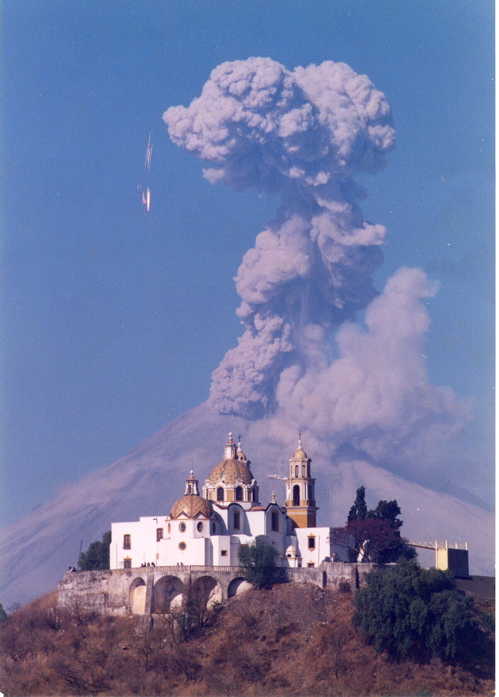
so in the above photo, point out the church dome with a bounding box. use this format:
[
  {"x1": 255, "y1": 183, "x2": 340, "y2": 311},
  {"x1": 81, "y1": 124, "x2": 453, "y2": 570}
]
[
  {"x1": 293, "y1": 447, "x2": 308, "y2": 459},
  {"x1": 208, "y1": 458, "x2": 254, "y2": 485},
  {"x1": 291, "y1": 435, "x2": 308, "y2": 460},
  {"x1": 170, "y1": 494, "x2": 213, "y2": 519}
]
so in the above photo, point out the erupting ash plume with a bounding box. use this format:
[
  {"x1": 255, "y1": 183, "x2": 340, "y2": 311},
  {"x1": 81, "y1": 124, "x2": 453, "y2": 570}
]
[{"x1": 164, "y1": 57, "x2": 467, "y2": 476}]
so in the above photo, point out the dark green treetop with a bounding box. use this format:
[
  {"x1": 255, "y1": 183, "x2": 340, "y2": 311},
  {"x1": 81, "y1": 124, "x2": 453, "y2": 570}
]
[
  {"x1": 78, "y1": 531, "x2": 111, "y2": 571},
  {"x1": 347, "y1": 486, "x2": 368, "y2": 522}
]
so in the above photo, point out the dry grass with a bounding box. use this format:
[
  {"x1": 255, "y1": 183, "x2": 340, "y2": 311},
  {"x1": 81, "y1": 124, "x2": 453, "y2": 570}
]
[{"x1": 0, "y1": 584, "x2": 494, "y2": 696}]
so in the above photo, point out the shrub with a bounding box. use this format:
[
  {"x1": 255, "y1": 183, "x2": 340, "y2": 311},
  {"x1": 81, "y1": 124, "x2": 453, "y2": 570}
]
[
  {"x1": 239, "y1": 539, "x2": 288, "y2": 589},
  {"x1": 353, "y1": 559, "x2": 487, "y2": 664}
]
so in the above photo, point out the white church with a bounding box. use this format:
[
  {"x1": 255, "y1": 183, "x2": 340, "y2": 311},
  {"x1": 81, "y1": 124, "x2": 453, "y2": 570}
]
[{"x1": 111, "y1": 433, "x2": 342, "y2": 571}]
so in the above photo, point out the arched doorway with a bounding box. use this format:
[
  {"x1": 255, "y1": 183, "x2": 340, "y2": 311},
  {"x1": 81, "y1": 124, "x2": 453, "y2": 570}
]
[
  {"x1": 153, "y1": 576, "x2": 184, "y2": 613},
  {"x1": 129, "y1": 577, "x2": 147, "y2": 615},
  {"x1": 228, "y1": 577, "x2": 252, "y2": 598}
]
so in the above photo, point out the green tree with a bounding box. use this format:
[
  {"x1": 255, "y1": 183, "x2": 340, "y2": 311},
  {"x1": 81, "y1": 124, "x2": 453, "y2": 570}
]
[
  {"x1": 347, "y1": 486, "x2": 368, "y2": 522},
  {"x1": 369, "y1": 499, "x2": 403, "y2": 528},
  {"x1": 78, "y1": 531, "x2": 111, "y2": 570},
  {"x1": 0, "y1": 603, "x2": 7, "y2": 622},
  {"x1": 239, "y1": 539, "x2": 288, "y2": 589},
  {"x1": 353, "y1": 560, "x2": 487, "y2": 663}
]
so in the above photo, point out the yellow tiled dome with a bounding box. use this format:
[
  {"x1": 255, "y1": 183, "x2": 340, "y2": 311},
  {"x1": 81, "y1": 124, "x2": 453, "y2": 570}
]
[
  {"x1": 170, "y1": 494, "x2": 213, "y2": 519},
  {"x1": 208, "y1": 458, "x2": 254, "y2": 485}
]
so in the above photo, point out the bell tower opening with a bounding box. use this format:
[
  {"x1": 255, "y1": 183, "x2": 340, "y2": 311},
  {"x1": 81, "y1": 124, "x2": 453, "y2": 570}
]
[{"x1": 293, "y1": 485, "x2": 300, "y2": 506}]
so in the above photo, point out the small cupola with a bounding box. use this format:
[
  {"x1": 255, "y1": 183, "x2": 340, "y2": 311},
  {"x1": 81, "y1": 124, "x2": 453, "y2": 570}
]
[
  {"x1": 224, "y1": 432, "x2": 237, "y2": 460},
  {"x1": 184, "y1": 470, "x2": 199, "y2": 496}
]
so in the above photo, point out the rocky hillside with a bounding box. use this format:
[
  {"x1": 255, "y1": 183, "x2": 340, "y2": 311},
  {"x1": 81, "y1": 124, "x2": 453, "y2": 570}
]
[{"x1": 0, "y1": 582, "x2": 494, "y2": 696}]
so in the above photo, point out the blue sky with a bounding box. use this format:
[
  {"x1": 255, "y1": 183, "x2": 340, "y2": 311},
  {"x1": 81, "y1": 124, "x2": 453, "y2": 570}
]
[{"x1": 2, "y1": 0, "x2": 494, "y2": 527}]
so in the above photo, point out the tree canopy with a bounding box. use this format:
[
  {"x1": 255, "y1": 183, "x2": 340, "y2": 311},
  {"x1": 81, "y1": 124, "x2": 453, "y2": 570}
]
[
  {"x1": 335, "y1": 487, "x2": 416, "y2": 563},
  {"x1": 353, "y1": 560, "x2": 490, "y2": 664},
  {"x1": 238, "y1": 538, "x2": 288, "y2": 589},
  {"x1": 0, "y1": 603, "x2": 8, "y2": 623},
  {"x1": 78, "y1": 531, "x2": 111, "y2": 571}
]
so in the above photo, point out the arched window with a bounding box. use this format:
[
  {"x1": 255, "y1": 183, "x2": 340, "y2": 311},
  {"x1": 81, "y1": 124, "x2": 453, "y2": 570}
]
[
  {"x1": 235, "y1": 486, "x2": 243, "y2": 501},
  {"x1": 233, "y1": 510, "x2": 240, "y2": 530},
  {"x1": 293, "y1": 485, "x2": 300, "y2": 506},
  {"x1": 302, "y1": 464, "x2": 306, "y2": 476},
  {"x1": 271, "y1": 510, "x2": 279, "y2": 532},
  {"x1": 217, "y1": 487, "x2": 224, "y2": 502},
  {"x1": 295, "y1": 465, "x2": 299, "y2": 477}
]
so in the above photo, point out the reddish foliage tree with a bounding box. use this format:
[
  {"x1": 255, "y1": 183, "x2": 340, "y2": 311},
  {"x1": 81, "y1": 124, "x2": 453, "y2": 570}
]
[{"x1": 333, "y1": 518, "x2": 402, "y2": 563}]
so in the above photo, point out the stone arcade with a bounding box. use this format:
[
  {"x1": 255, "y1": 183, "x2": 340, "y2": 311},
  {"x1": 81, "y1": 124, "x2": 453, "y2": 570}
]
[{"x1": 58, "y1": 435, "x2": 374, "y2": 616}]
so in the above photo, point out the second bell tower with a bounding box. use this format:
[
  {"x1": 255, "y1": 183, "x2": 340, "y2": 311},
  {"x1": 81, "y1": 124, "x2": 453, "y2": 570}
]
[{"x1": 285, "y1": 436, "x2": 318, "y2": 528}]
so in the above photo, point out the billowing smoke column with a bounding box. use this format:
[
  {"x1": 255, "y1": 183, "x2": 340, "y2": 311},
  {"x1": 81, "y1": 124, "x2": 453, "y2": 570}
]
[{"x1": 164, "y1": 57, "x2": 467, "y2": 475}]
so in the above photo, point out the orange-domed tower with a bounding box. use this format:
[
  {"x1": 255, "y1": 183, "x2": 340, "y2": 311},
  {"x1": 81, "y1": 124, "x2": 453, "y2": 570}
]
[
  {"x1": 284, "y1": 436, "x2": 317, "y2": 528},
  {"x1": 170, "y1": 471, "x2": 213, "y2": 519},
  {"x1": 203, "y1": 433, "x2": 259, "y2": 508}
]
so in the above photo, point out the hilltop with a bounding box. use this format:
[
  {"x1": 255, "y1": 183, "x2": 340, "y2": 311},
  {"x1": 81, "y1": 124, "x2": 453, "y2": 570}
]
[
  {"x1": 1, "y1": 403, "x2": 494, "y2": 608},
  {"x1": 1, "y1": 581, "x2": 494, "y2": 696}
]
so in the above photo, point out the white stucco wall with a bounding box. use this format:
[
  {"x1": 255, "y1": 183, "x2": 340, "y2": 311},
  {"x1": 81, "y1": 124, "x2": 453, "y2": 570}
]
[{"x1": 110, "y1": 501, "x2": 342, "y2": 571}]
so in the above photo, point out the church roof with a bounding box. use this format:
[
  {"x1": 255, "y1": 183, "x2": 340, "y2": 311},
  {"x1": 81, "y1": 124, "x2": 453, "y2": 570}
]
[
  {"x1": 170, "y1": 494, "x2": 213, "y2": 519},
  {"x1": 208, "y1": 457, "x2": 254, "y2": 485}
]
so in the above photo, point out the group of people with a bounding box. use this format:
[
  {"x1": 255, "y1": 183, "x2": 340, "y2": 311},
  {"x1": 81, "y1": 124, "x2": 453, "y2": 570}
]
[{"x1": 139, "y1": 562, "x2": 156, "y2": 568}]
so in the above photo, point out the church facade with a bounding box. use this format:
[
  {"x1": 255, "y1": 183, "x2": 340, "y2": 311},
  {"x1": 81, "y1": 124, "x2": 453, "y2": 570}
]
[{"x1": 110, "y1": 434, "x2": 343, "y2": 571}]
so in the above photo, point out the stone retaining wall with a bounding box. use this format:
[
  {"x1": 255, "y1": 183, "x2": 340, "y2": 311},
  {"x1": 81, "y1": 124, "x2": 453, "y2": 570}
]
[{"x1": 57, "y1": 561, "x2": 376, "y2": 617}]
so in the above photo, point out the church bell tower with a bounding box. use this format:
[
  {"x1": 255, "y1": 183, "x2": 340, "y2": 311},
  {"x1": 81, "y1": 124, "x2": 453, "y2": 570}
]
[{"x1": 285, "y1": 436, "x2": 317, "y2": 528}]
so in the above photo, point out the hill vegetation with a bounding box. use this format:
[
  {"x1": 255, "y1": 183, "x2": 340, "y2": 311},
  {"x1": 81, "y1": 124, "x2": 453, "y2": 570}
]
[{"x1": 0, "y1": 577, "x2": 493, "y2": 696}]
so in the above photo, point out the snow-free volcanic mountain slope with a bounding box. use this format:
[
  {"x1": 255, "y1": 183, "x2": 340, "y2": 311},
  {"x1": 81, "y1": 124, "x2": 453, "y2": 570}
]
[{"x1": 0, "y1": 402, "x2": 493, "y2": 608}]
